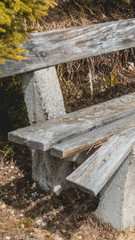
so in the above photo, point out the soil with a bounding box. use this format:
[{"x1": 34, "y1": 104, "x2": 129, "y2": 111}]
[{"x1": 0, "y1": 0, "x2": 135, "y2": 239}]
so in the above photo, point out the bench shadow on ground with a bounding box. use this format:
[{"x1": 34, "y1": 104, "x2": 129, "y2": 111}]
[
  {"x1": 0, "y1": 167, "x2": 118, "y2": 239},
  {"x1": 0, "y1": 144, "x2": 112, "y2": 238},
  {"x1": 0, "y1": 156, "x2": 103, "y2": 239}
]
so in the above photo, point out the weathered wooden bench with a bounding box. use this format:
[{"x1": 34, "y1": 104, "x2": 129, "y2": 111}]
[{"x1": 0, "y1": 18, "x2": 135, "y2": 231}]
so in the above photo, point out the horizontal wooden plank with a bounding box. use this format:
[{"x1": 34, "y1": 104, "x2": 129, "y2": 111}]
[
  {"x1": 0, "y1": 18, "x2": 135, "y2": 78},
  {"x1": 66, "y1": 128, "x2": 135, "y2": 196},
  {"x1": 8, "y1": 93, "x2": 135, "y2": 152},
  {"x1": 50, "y1": 112, "x2": 135, "y2": 158}
]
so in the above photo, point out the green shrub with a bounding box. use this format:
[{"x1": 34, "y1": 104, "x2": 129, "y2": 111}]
[{"x1": 0, "y1": 0, "x2": 56, "y2": 71}]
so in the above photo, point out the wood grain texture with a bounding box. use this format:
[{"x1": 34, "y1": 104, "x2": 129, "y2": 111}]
[
  {"x1": 0, "y1": 19, "x2": 135, "y2": 78},
  {"x1": 8, "y1": 93, "x2": 135, "y2": 153},
  {"x1": 66, "y1": 128, "x2": 135, "y2": 196},
  {"x1": 51, "y1": 113, "x2": 135, "y2": 158}
]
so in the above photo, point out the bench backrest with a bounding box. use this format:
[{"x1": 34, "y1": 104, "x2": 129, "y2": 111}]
[{"x1": 0, "y1": 18, "x2": 135, "y2": 78}]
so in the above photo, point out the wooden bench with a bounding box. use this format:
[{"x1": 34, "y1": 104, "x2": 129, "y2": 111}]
[{"x1": 0, "y1": 18, "x2": 135, "y2": 231}]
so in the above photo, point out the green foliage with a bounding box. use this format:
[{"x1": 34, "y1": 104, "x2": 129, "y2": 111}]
[{"x1": 0, "y1": 0, "x2": 56, "y2": 69}]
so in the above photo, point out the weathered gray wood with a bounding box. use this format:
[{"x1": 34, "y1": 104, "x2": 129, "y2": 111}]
[
  {"x1": 51, "y1": 112, "x2": 135, "y2": 158},
  {"x1": 8, "y1": 93, "x2": 135, "y2": 152},
  {"x1": 0, "y1": 19, "x2": 135, "y2": 78},
  {"x1": 66, "y1": 128, "x2": 135, "y2": 196}
]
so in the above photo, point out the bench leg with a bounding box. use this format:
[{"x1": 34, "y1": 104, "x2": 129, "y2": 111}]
[
  {"x1": 23, "y1": 67, "x2": 73, "y2": 194},
  {"x1": 23, "y1": 66, "x2": 66, "y2": 123},
  {"x1": 96, "y1": 146, "x2": 135, "y2": 231},
  {"x1": 32, "y1": 150, "x2": 73, "y2": 195}
]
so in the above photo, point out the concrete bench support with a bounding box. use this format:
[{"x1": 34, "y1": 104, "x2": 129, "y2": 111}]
[
  {"x1": 23, "y1": 67, "x2": 73, "y2": 194},
  {"x1": 96, "y1": 146, "x2": 135, "y2": 231}
]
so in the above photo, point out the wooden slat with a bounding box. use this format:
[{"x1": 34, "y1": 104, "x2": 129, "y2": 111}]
[
  {"x1": 51, "y1": 112, "x2": 135, "y2": 158},
  {"x1": 66, "y1": 128, "x2": 135, "y2": 196},
  {"x1": 8, "y1": 93, "x2": 135, "y2": 152},
  {"x1": 0, "y1": 19, "x2": 135, "y2": 78}
]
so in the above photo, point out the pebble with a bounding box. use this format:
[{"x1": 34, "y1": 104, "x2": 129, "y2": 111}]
[
  {"x1": 40, "y1": 193, "x2": 44, "y2": 197},
  {"x1": 31, "y1": 202, "x2": 35, "y2": 207},
  {"x1": 78, "y1": 236, "x2": 83, "y2": 240},
  {"x1": 10, "y1": 182, "x2": 14, "y2": 187},
  {"x1": 41, "y1": 222, "x2": 47, "y2": 228},
  {"x1": 31, "y1": 192, "x2": 38, "y2": 197},
  {"x1": 1, "y1": 204, "x2": 6, "y2": 209},
  {"x1": 5, "y1": 237, "x2": 10, "y2": 240},
  {"x1": 56, "y1": 205, "x2": 64, "y2": 213},
  {"x1": 10, "y1": 210, "x2": 15, "y2": 215},
  {"x1": 128, "y1": 62, "x2": 134, "y2": 71},
  {"x1": 54, "y1": 235, "x2": 63, "y2": 240},
  {"x1": 36, "y1": 218, "x2": 43, "y2": 226},
  {"x1": 31, "y1": 182, "x2": 36, "y2": 189},
  {"x1": 25, "y1": 238, "x2": 37, "y2": 240},
  {"x1": 20, "y1": 214, "x2": 24, "y2": 217},
  {"x1": 31, "y1": 193, "x2": 36, "y2": 197}
]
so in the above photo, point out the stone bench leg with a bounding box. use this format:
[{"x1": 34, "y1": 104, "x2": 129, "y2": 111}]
[
  {"x1": 22, "y1": 67, "x2": 73, "y2": 195},
  {"x1": 96, "y1": 146, "x2": 135, "y2": 231}
]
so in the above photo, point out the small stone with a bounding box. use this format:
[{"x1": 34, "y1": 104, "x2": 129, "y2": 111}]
[
  {"x1": 31, "y1": 202, "x2": 35, "y2": 206},
  {"x1": 53, "y1": 185, "x2": 61, "y2": 196},
  {"x1": 36, "y1": 218, "x2": 43, "y2": 226},
  {"x1": 5, "y1": 237, "x2": 10, "y2": 240},
  {"x1": 1, "y1": 204, "x2": 6, "y2": 209},
  {"x1": 41, "y1": 222, "x2": 47, "y2": 228},
  {"x1": 10, "y1": 210, "x2": 14, "y2": 215},
  {"x1": 40, "y1": 193, "x2": 44, "y2": 197},
  {"x1": 78, "y1": 236, "x2": 83, "y2": 240},
  {"x1": 11, "y1": 182, "x2": 14, "y2": 187},
  {"x1": 54, "y1": 235, "x2": 63, "y2": 240},
  {"x1": 25, "y1": 238, "x2": 34, "y2": 240},
  {"x1": 31, "y1": 192, "x2": 36, "y2": 197},
  {"x1": 56, "y1": 206, "x2": 64, "y2": 213},
  {"x1": 128, "y1": 62, "x2": 134, "y2": 71},
  {"x1": 32, "y1": 182, "x2": 36, "y2": 189}
]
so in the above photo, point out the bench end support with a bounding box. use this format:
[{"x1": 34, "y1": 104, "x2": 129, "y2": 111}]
[{"x1": 96, "y1": 146, "x2": 135, "y2": 231}]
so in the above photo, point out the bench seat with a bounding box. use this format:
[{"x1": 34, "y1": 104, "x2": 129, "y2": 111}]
[
  {"x1": 66, "y1": 128, "x2": 135, "y2": 196},
  {"x1": 8, "y1": 92, "x2": 135, "y2": 158}
]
